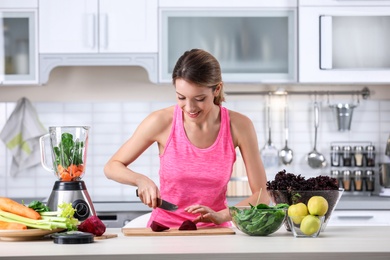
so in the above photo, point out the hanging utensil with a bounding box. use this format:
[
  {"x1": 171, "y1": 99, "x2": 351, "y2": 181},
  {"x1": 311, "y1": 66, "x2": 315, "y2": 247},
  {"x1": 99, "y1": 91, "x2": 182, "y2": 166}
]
[
  {"x1": 279, "y1": 101, "x2": 293, "y2": 165},
  {"x1": 261, "y1": 97, "x2": 279, "y2": 168},
  {"x1": 307, "y1": 101, "x2": 327, "y2": 169}
]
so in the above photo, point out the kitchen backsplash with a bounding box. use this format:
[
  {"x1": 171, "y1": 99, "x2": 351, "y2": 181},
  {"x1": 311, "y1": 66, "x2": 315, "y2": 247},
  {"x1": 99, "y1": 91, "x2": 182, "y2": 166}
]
[{"x1": 1, "y1": 97, "x2": 389, "y2": 201}]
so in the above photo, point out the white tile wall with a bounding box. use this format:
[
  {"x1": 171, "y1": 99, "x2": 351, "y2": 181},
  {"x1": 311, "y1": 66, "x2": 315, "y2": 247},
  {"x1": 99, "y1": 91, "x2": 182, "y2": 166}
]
[{"x1": 0, "y1": 98, "x2": 389, "y2": 200}]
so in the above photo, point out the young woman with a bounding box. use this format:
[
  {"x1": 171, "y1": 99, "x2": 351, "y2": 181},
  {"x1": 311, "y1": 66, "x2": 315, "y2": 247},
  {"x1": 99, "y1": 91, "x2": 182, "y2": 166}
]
[{"x1": 104, "y1": 49, "x2": 270, "y2": 228}]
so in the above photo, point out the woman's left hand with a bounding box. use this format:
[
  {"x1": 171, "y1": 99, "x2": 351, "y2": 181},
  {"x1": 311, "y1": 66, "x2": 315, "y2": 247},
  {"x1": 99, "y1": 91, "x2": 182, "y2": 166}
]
[{"x1": 184, "y1": 205, "x2": 228, "y2": 225}]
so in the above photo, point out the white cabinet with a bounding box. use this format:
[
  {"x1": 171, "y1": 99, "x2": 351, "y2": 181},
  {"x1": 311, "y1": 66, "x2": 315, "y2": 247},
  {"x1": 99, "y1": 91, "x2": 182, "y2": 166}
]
[
  {"x1": 39, "y1": 0, "x2": 157, "y2": 53},
  {"x1": 0, "y1": 1, "x2": 38, "y2": 85},
  {"x1": 159, "y1": 1, "x2": 298, "y2": 83},
  {"x1": 38, "y1": 0, "x2": 158, "y2": 84},
  {"x1": 328, "y1": 210, "x2": 390, "y2": 226},
  {"x1": 299, "y1": 1, "x2": 390, "y2": 83}
]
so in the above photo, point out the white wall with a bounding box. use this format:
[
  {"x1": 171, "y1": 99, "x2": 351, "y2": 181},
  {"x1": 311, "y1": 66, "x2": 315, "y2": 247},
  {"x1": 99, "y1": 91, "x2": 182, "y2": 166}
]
[{"x1": 0, "y1": 66, "x2": 389, "y2": 200}]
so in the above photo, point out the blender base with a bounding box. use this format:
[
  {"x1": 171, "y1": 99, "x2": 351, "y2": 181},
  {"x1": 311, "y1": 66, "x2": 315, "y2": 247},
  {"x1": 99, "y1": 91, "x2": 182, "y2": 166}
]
[{"x1": 47, "y1": 180, "x2": 96, "y2": 221}]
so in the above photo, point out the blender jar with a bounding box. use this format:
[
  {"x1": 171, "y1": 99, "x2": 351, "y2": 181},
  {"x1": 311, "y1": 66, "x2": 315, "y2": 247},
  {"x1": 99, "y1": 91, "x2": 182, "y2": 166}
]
[{"x1": 40, "y1": 126, "x2": 90, "y2": 181}]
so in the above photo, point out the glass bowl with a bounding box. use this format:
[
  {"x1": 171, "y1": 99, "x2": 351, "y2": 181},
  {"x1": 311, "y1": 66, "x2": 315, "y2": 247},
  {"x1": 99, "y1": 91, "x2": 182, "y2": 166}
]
[
  {"x1": 287, "y1": 215, "x2": 325, "y2": 238},
  {"x1": 267, "y1": 188, "x2": 344, "y2": 231},
  {"x1": 229, "y1": 206, "x2": 287, "y2": 236}
]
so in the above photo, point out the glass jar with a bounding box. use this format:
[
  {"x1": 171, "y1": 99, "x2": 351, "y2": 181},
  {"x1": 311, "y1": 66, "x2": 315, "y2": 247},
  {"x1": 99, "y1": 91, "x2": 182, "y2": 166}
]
[
  {"x1": 331, "y1": 145, "x2": 341, "y2": 167},
  {"x1": 331, "y1": 170, "x2": 342, "y2": 188},
  {"x1": 354, "y1": 146, "x2": 364, "y2": 167},
  {"x1": 342, "y1": 170, "x2": 352, "y2": 191},
  {"x1": 342, "y1": 146, "x2": 352, "y2": 167},
  {"x1": 365, "y1": 145, "x2": 375, "y2": 167},
  {"x1": 354, "y1": 170, "x2": 363, "y2": 191},
  {"x1": 365, "y1": 170, "x2": 375, "y2": 192}
]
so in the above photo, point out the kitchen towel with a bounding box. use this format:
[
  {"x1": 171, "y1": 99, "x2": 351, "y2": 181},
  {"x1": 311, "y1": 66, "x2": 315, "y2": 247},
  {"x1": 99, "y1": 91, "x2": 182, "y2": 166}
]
[{"x1": 0, "y1": 97, "x2": 47, "y2": 176}]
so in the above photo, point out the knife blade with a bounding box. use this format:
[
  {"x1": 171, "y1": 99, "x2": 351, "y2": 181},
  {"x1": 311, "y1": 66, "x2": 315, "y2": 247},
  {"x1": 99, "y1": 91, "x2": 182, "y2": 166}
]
[{"x1": 136, "y1": 189, "x2": 178, "y2": 211}]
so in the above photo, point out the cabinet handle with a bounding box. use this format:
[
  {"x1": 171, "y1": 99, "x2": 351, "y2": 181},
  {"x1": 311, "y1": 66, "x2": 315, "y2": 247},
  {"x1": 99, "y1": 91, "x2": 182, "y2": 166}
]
[
  {"x1": 320, "y1": 15, "x2": 332, "y2": 70},
  {"x1": 337, "y1": 216, "x2": 374, "y2": 220},
  {"x1": 87, "y1": 14, "x2": 96, "y2": 49},
  {"x1": 100, "y1": 14, "x2": 108, "y2": 50}
]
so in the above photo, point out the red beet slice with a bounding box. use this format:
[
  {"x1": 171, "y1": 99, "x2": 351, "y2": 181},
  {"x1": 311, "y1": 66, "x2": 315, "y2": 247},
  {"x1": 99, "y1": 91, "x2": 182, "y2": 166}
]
[
  {"x1": 78, "y1": 216, "x2": 106, "y2": 236},
  {"x1": 179, "y1": 220, "x2": 197, "y2": 231},
  {"x1": 150, "y1": 221, "x2": 170, "y2": 232}
]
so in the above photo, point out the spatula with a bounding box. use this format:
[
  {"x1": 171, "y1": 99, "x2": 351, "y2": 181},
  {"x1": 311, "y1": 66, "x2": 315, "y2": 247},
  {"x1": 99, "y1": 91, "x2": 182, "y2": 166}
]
[{"x1": 261, "y1": 101, "x2": 279, "y2": 168}]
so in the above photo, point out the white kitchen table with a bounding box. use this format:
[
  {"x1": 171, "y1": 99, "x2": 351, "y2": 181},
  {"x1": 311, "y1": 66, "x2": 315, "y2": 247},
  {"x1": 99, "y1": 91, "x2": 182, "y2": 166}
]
[{"x1": 0, "y1": 226, "x2": 389, "y2": 260}]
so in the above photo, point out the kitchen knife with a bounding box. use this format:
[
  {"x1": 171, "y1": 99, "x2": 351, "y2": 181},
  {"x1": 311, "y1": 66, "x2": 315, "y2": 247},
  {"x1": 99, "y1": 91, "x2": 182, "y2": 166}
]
[{"x1": 136, "y1": 189, "x2": 178, "y2": 211}]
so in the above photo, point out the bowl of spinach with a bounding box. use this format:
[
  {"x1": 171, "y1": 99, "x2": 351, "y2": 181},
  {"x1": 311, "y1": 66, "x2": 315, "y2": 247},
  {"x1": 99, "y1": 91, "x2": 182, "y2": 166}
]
[{"x1": 229, "y1": 203, "x2": 288, "y2": 236}]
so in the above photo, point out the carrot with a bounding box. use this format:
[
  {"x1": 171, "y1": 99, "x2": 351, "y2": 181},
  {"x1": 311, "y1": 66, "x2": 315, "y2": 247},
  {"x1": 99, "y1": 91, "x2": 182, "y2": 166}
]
[
  {"x1": 0, "y1": 220, "x2": 27, "y2": 230},
  {"x1": 0, "y1": 198, "x2": 41, "y2": 220}
]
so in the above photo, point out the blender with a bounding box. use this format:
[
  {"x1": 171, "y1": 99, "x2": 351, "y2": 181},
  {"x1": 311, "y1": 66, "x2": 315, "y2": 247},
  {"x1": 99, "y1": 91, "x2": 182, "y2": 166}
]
[{"x1": 40, "y1": 126, "x2": 96, "y2": 221}]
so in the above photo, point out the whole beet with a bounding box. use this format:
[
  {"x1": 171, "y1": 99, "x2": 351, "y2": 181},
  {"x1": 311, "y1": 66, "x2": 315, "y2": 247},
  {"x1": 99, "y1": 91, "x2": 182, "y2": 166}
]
[{"x1": 78, "y1": 216, "x2": 106, "y2": 236}]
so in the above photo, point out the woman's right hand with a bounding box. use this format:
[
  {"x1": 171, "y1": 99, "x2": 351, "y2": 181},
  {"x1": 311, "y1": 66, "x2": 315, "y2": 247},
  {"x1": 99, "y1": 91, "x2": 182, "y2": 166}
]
[{"x1": 136, "y1": 180, "x2": 161, "y2": 209}]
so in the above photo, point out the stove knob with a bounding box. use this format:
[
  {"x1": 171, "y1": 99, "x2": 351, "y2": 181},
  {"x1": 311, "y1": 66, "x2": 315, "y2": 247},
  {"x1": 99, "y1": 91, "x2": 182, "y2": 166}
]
[{"x1": 72, "y1": 199, "x2": 90, "y2": 221}]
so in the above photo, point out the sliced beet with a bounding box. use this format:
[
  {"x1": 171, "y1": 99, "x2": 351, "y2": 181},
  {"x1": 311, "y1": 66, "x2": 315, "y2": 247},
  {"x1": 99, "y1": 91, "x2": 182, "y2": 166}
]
[
  {"x1": 150, "y1": 221, "x2": 170, "y2": 232},
  {"x1": 78, "y1": 215, "x2": 106, "y2": 236},
  {"x1": 178, "y1": 220, "x2": 197, "y2": 231}
]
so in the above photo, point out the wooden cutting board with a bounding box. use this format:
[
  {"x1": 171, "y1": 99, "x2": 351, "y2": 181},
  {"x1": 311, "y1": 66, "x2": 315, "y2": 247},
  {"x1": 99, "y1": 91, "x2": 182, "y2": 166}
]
[{"x1": 122, "y1": 227, "x2": 235, "y2": 236}]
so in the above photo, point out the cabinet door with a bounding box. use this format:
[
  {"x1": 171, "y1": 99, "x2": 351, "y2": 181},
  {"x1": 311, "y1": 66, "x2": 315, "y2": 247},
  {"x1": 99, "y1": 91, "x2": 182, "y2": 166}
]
[
  {"x1": 99, "y1": 0, "x2": 157, "y2": 53},
  {"x1": 328, "y1": 210, "x2": 390, "y2": 226},
  {"x1": 160, "y1": 9, "x2": 297, "y2": 83},
  {"x1": 39, "y1": 0, "x2": 98, "y2": 53},
  {"x1": 0, "y1": 10, "x2": 38, "y2": 84}
]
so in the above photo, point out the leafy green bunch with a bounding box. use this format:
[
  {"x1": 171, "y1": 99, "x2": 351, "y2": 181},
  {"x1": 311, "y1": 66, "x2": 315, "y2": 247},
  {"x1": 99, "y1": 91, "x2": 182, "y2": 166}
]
[
  {"x1": 53, "y1": 133, "x2": 84, "y2": 168},
  {"x1": 230, "y1": 203, "x2": 289, "y2": 236}
]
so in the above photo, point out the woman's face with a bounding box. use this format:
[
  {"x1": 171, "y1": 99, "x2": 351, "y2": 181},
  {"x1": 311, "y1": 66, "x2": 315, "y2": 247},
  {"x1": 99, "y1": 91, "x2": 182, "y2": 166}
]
[{"x1": 175, "y1": 78, "x2": 217, "y2": 121}]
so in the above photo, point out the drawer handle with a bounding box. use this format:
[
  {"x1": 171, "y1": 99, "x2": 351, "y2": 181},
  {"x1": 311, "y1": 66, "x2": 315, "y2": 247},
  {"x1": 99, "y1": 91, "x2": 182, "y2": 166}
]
[{"x1": 337, "y1": 216, "x2": 374, "y2": 220}]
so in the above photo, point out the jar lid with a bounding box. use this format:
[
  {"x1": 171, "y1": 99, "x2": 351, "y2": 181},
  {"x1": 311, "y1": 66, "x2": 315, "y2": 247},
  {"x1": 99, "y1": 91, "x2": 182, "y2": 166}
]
[
  {"x1": 51, "y1": 231, "x2": 94, "y2": 244},
  {"x1": 343, "y1": 170, "x2": 351, "y2": 176},
  {"x1": 331, "y1": 146, "x2": 340, "y2": 151},
  {"x1": 354, "y1": 146, "x2": 363, "y2": 151},
  {"x1": 343, "y1": 146, "x2": 351, "y2": 151},
  {"x1": 365, "y1": 170, "x2": 374, "y2": 176},
  {"x1": 366, "y1": 145, "x2": 375, "y2": 151},
  {"x1": 354, "y1": 170, "x2": 363, "y2": 176}
]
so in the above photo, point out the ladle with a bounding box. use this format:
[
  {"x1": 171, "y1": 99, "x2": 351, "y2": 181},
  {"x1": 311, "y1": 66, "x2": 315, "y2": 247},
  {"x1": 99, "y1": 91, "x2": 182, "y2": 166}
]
[
  {"x1": 307, "y1": 101, "x2": 327, "y2": 168},
  {"x1": 279, "y1": 105, "x2": 293, "y2": 165}
]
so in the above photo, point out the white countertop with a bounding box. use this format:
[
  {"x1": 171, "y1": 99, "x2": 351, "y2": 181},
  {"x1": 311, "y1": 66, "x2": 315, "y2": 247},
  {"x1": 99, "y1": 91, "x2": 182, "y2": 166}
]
[{"x1": 1, "y1": 226, "x2": 389, "y2": 260}]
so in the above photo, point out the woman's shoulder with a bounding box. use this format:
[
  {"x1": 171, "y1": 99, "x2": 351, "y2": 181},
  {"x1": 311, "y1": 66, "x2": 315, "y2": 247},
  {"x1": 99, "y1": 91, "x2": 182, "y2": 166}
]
[
  {"x1": 145, "y1": 105, "x2": 175, "y2": 128},
  {"x1": 228, "y1": 109, "x2": 253, "y2": 127}
]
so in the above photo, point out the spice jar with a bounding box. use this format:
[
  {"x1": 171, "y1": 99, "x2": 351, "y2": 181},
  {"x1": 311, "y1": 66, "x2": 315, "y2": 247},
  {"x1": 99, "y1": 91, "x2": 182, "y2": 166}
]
[
  {"x1": 354, "y1": 170, "x2": 363, "y2": 191},
  {"x1": 365, "y1": 145, "x2": 375, "y2": 167},
  {"x1": 365, "y1": 170, "x2": 375, "y2": 192},
  {"x1": 342, "y1": 170, "x2": 352, "y2": 191},
  {"x1": 331, "y1": 170, "x2": 342, "y2": 188},
  {"x1": 354, "y1": 146, "x2": 364, "y2": 167},
  {"x1": 331, "y1": 146, "x2": 341, "y2": 167},
  {"x1": 342, "y1": 146, "x2": 352, "y2": 167}
]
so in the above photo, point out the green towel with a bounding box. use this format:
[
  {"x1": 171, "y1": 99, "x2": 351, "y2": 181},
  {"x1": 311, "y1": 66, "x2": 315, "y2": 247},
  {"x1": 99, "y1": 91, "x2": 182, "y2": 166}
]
[{"x1": 0, "y1": 97, "x2": 47, "y2": 176}]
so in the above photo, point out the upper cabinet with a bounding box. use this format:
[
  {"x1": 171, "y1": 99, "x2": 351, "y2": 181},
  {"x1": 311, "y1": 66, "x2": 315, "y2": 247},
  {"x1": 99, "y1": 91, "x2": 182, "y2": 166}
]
[
  {"x1": 0, "y1": 0, "x2": 38, "y2": 85},
  {"x1": 159, "y1": 0, "x2": 298, "y2": 83},
  {"x1": 38, "y1": 0, "x2": 158, "y2": 84},
  {"x1": 299, "y1": 0, "x2": 390, "y2": 83},
  {"x1": 39, "y1": 0, "x2": 157, "y2": 53}
]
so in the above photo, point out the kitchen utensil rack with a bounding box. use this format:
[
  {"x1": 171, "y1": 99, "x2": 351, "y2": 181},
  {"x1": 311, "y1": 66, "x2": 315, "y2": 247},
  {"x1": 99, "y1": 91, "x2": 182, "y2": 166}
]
[{"x1": 226, "y1": 87, "x2": 370, "y2": 99}]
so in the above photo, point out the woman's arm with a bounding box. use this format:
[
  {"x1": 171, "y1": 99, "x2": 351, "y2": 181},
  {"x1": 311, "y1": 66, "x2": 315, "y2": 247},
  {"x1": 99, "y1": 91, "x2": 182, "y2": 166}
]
[
  {"x1": 104, "y1": 107, "x2": 173, "y2": 208},
  {"x1": 230, "y1": 110, "x2": 271, "y2": 206}
]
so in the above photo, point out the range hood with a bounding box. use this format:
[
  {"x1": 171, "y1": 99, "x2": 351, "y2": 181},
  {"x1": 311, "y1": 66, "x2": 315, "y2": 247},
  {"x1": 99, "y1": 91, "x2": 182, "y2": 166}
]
[{"x1": 39, "y1": 53, "x2": 158, "y2": 85}]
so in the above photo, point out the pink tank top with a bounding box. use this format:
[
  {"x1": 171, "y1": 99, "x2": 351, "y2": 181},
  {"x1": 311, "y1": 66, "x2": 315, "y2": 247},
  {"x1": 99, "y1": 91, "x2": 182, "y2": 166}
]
[{"x1": 147, "y1": 105, "x2": 236, "y2": 228}]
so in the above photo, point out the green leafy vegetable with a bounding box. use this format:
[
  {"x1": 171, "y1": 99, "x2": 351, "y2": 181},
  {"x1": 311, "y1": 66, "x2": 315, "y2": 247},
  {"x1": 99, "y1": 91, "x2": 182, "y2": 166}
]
[
  {"x1": 0, "y1": 202, "x2": 79, "y2": 231},
  {"x1": 230, "y1": 203, "x2": 288, "y2": 236},
  {"x1": 28, "y1": 200, "x2": 50, "y2": 212},
  {"x1": 54, "y1": 133, "x2": 84, "y2": 169}
]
